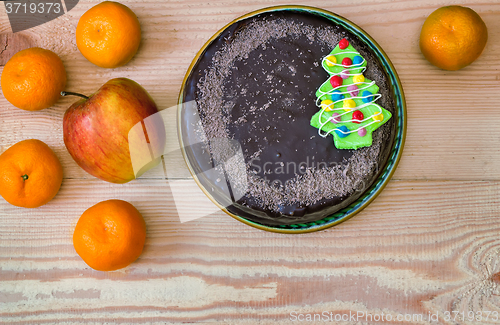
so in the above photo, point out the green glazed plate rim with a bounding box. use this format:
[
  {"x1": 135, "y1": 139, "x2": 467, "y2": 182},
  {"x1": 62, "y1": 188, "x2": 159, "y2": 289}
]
[{"x1": 177, "y1": 5, "x2": 407, "y2": 234}]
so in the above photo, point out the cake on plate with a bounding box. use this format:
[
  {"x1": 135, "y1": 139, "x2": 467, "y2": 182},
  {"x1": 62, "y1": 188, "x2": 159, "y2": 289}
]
[{"x1": 181, "y1": 10, "x2": 395, "y2": 226}]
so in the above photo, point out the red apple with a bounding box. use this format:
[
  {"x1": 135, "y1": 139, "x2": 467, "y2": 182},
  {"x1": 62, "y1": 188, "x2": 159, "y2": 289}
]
[{"x1": 63, "y1": 78, "x2": 165, "y2": 183}]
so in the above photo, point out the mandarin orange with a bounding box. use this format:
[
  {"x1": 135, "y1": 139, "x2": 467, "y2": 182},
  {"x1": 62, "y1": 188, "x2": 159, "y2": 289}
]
[
  {"x1": 73, "y1": 199, "x2": 146, "y2": 271},
  {"x1": 420, "y1": 5, "x2": 487, "y2": 70},
  {"x1": 76, "y1": 1, "x2": 141, "y2": 68},
  {"x1": 0, "y1": 139, "x2": 63, "y2": 208},
  {"x1": 1, "y1": 47, "x2": 67, "y2": 111}
]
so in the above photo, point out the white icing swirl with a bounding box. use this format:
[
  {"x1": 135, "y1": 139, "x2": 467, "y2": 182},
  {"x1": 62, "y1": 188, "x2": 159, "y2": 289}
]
[
  {"x1": 318, "y1": 105, "x2": 383, "y2": 137},
  {"x1": 316, "y1": 49, "x2": 386, "y2": 138},
  {"x1": 315, "y1": 80, "x2": 380, "y2": 107},
  {"x1": 321, "y1": 50, "x2": 367, "y2": 77}
]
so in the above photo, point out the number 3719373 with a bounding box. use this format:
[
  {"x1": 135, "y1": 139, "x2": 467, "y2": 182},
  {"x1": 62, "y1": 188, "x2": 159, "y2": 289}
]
[
  {"x1": 444, "y1": 311, "x2": 499, "y2": 322},
  {"x1": 5, "y1": 2, "x2": 61, "y2": 14}
]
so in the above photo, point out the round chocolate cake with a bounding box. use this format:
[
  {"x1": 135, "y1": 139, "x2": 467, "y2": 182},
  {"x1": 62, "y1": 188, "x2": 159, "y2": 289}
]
[{"x1": 181, "y1": 9, "x2": 395, "y2": 226}]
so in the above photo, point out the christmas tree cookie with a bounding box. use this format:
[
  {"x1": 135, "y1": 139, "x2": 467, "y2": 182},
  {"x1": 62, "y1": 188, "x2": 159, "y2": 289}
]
[{"x1": 310, "y1": 38, "x2": 392, "y2": 150}]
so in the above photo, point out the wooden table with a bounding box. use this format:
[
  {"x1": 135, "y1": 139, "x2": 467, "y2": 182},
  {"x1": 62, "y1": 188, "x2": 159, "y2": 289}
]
[{"x1": 1, "y1": 0, "x2": 500, "y2": 323}]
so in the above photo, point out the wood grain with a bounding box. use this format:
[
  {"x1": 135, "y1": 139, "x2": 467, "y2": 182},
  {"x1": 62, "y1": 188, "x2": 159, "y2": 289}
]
[
  {"x1": 2, "y1": 0, "x2": 500, "y2": 324},
  {"x1": 2, "y1": 179, "x2": 500, "y2": 323}
]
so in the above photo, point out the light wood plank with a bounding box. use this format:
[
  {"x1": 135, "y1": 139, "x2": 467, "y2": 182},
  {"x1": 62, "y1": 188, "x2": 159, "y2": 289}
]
[
  {"x1": 1, "y1": 0, "x2": 500, "y2": 181},
  {"x1": 1, "y1": 179, "x2": 500, "y2": 323},
  {"x1": 2, "y1": 0, "x2": 500, "y2": 323}
]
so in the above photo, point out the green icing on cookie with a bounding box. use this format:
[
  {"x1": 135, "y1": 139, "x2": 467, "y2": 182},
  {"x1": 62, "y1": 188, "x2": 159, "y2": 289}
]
[
  {"x1": 321, "y1": 43, "x2": 367, "y2": 76},
  {"x1": 310, "y1": 103, "x2": 392, "y2": 149},
  {"x1": 315, "y1": 76, "x2": 379, "y2": 103},
  {"x1": 310, "y1": 38, "x2": 392, "y2": 150}
]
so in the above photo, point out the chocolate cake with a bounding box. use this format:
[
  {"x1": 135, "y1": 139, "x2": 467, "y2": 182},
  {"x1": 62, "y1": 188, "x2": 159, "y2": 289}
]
[{"x1": 181, "y1": 10, "x2": 395, "y2": 226}]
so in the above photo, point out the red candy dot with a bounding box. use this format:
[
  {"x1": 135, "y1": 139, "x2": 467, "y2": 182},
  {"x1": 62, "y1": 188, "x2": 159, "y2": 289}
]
[
  {"x1": 339, "y1": 38, "x2": 349, "y2": 50},
  {"x1": 352, "y1": 110, "x2": 364, "y2": 124},
  {"x1": 330, "y1": 75, "x2": 343, "y2": 88},
  {"x1": 342, "y1": 57, "x2": 352, "y2": 67}
]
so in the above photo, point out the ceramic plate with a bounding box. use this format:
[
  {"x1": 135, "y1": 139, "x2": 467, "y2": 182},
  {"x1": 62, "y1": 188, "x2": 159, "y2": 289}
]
[{"x1": 178, "y1": 6, "x2": 406, "y2": 233}]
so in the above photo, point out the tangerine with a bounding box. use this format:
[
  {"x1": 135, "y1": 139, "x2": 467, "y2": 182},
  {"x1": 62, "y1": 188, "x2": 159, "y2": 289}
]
[
  {"x1": 76, "y1": 1, "x2": 141, "y2": 68},
  {"x1": 0, "y1": 139, "x2": 63, "y2": 208},
  {"x1": 420, "y1": 5, "x2": 487, "y2": 70},
  {"x1": 1, "y1": 47, "x2": 67, "y2": 111},
  {"x1": 73, "y1": 199, "x2": 146, "y2": 271}
]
